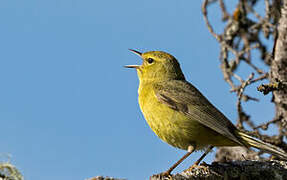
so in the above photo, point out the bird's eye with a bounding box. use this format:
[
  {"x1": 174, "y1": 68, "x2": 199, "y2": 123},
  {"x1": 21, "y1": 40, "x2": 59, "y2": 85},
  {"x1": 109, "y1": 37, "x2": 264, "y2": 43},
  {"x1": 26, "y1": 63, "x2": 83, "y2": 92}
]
[{"x1": 147, "y1": 58, "x2": 154, "y2": 64}]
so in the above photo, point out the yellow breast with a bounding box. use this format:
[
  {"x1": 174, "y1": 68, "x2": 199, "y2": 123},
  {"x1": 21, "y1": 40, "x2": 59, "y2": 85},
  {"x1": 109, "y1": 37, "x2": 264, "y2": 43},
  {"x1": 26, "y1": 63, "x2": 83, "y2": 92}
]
[{"x1": 138, "y1": 82, "x2": 197, "y2": 150}]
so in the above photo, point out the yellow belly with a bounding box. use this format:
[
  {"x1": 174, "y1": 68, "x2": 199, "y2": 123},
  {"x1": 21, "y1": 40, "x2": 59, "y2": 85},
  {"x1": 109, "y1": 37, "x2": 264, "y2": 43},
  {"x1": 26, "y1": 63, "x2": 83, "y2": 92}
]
[{"x1": 138, "y1": 84, "x2": 237, "y2": 150}]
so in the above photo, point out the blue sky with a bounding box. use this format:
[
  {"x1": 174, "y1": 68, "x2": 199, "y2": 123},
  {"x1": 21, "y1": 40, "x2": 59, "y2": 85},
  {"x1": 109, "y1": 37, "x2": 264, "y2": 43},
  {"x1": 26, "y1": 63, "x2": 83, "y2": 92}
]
[{"x1": 0, "y1": 1, "x2": 274, "y2": 180}]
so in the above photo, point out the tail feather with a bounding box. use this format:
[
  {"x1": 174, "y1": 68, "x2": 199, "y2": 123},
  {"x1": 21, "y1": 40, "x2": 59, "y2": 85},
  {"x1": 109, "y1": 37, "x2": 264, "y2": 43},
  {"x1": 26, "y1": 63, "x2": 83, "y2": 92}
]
[{"x1": 236, "y1": 131, "x2": 287, "y2": 160}]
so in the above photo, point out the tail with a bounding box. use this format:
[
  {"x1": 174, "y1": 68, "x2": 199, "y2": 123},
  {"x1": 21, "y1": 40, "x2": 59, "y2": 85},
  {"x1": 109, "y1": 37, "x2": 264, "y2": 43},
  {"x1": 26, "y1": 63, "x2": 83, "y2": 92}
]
[{"x1": 236, "y1": 130, "x2": 287, "y2": 160}]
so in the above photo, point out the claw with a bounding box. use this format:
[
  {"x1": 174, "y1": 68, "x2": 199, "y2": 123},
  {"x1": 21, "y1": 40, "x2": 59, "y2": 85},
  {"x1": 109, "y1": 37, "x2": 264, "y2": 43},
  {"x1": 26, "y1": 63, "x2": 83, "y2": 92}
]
[
  {"x1": 150, "y1": 171, "x2": 172, "y2": 180},
  {"x1": 184, "y1": 162, "x2": 208, "y2": 173}
]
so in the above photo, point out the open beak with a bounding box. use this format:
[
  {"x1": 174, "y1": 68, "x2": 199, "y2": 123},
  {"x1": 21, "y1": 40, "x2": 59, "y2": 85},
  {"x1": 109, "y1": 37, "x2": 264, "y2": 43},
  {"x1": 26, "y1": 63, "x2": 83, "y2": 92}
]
[
  {"x1": 124, "y1": 65, "x2": 140, "y2": 69},
  {"x1": 125, "y1": 49, "x2": 142, "y2": 69},
  {"x1": 128, "y1": 49, "x2": 142, "y2": 56}
]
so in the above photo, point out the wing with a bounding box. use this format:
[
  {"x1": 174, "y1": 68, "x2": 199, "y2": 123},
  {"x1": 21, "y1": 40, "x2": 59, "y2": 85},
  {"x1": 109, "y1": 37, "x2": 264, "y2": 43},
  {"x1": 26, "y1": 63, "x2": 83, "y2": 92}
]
[{"x1": 153, "y1": 80, "x2": 245, "y2": 146}]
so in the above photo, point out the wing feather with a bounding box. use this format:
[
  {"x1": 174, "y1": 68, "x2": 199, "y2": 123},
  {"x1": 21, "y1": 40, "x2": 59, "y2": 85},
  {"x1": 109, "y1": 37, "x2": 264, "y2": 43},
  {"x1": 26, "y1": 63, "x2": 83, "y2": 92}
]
[{"x1": 154, "y1": 80, "x2": 245, "y2": 146}]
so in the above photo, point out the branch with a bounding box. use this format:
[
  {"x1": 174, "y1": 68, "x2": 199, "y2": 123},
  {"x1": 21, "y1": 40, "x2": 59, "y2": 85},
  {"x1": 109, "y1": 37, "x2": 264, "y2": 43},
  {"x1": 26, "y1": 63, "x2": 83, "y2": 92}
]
[
  {"x1": 270, "y1": 0, "x2": 287, "y2": 131},
  {"x1": 150, "y1": 160, "x2": 287, "y2": 180}
]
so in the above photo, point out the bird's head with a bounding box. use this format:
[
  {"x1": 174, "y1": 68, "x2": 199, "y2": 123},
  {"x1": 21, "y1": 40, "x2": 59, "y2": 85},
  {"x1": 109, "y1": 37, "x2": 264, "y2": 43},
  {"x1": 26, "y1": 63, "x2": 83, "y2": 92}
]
[{"x1": 125, "y1": 49, "x2": 185, "y2": 83}]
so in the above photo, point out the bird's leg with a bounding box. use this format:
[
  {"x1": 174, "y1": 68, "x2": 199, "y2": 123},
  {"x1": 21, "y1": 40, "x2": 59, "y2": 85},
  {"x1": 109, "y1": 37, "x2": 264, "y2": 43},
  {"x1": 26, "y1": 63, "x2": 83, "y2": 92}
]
[
  {"x1": 193, "y1": 146, "x2": 214, "y2": 166},
  {"x1": 184, "y1": 146, "x2": 213, "y2": 172},
  {"x1": 157, "y1": 145, "x2": 195, "y2": 177}
]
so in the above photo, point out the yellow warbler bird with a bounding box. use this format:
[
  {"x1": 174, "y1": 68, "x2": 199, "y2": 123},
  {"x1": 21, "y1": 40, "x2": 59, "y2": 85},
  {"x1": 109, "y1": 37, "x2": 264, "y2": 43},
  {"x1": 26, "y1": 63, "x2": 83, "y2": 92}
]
[{"x1": 125, "y1": 49, "x2": 287, "y2": 176}]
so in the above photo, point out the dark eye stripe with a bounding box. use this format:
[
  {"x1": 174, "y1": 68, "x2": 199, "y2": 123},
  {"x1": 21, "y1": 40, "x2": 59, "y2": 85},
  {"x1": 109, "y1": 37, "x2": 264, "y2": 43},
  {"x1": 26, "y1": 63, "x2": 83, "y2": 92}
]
[{"x1": 147, "y1": 58, "x2": 154, "y2": 64}]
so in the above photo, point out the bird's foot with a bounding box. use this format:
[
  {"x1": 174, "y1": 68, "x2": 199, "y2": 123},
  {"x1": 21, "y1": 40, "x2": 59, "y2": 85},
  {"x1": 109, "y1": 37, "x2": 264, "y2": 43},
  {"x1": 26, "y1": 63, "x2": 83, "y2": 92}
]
[
  {"x1": 150, "y1": 171, "x2": 173, "y2": 180},
  {"x1": 184, "y1": 161, "x2": 208, "y2": 173}
]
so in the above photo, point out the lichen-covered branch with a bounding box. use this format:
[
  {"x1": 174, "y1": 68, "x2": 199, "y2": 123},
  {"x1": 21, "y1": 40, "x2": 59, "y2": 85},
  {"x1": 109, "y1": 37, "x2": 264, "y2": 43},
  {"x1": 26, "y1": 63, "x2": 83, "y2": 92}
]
[
  {"x1": 0, "y1": 162, "x2": 23, "y2": 180},
  {"x1": 150, "y1": 160, "x2": 287, "y2": 180}
]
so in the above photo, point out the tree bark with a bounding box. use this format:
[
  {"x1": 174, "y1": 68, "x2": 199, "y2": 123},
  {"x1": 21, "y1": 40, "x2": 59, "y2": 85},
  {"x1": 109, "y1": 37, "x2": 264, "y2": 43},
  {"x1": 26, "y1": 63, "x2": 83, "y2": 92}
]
[
  {"x1": 271, "y1": 0, "x2": 287, "y2": 129},
  {"x1": 150, "y1": 160, "x2": 287, "y2": 180}
]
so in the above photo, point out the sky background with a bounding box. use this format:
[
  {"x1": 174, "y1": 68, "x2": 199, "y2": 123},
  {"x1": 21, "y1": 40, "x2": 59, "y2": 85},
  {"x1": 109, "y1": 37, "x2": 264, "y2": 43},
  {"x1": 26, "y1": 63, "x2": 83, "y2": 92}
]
[{"x1": 0, "y1": 1, "x2": 275, "y2": 180}]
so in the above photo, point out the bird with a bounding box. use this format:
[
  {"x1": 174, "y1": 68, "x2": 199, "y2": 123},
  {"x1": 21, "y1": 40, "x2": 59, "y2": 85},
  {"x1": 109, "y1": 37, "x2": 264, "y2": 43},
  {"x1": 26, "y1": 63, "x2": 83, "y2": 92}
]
[{"x1": 125, "y1": 49, "x2": 287, "y2": 176}]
